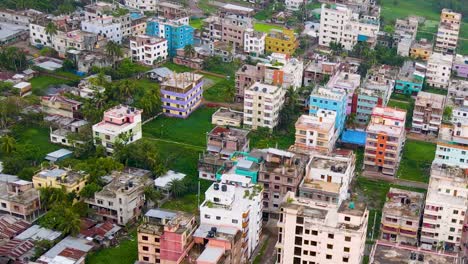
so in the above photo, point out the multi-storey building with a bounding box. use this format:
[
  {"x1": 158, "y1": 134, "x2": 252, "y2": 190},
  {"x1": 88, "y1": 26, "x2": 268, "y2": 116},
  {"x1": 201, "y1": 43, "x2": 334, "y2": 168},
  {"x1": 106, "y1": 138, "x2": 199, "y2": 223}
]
[
  {"x1": 160, "y1": 72, "x2": 203, "y2": 118},
  {"x1": 257, "y1": 148, "x2": 307, "y2": 220},
  {"x1": 426, "y1": 52, "x2": 453, "y2": 89},
  {"x1": 276, "y1": 193, "x2": 368, "y2": 264},
  {"x1": 452, "y1": 106, "x2": 468, "y2": 124},
  {"x1": 411, "y1": 91, "x2": 446, "y2": 135},
  {"x1": 41, "y1": 95, "x2": 83, "y2": 119},
  {"x1": 299, "y1": 150, "x2": 355, "y2": 206},
  {"x1": 380, "y1": 188, "x2": 424, "y2": 246},
  {"x1": 199, "y1": 174, "x2": 263, "y2": 260},
  {"x1": 125, "y1": 0, "x2": 157, "y2": 12},
  {"x1": 198, "y1": 126, "x2": 250, "y2": 181},
  {"x1": 244, "y1": 28, "x2": 266, "y2": 56},
  {"x1": 203, "y1": 14, "x2": 252, "y2": 50},
  {"x1": 326, "y1": 70, "x2": 361, "y2": 114},
  {"x1": 0, "y1": 178, "x2": 41, "y2": 222},
  {"x1": 434, "y1": 122, "x2": 468, "y2": 168},
  {"x1": 409, "y1": 38, "x2": 433, "y2": 61},
  {"x1": 448, "y1": 79, "x2": 468, "y2": 106},
  {"x1": 285, "y1": 0, "x2": 305, "y2": 11},
  {"x1": 32, "y1": 167, "x2": 88, "y2": 194},
  {"x1": 318, "y1": 3, "x2": 380, "y2": 50},
  {"x1": 0, "y1": 9, "x2": 45, "y2": 25},
  {"x1": 294, "y1": 111, "x2": 337, "y2": 153},
  {"x1": 394, "y1": 60, "x2": 426, "y2": 95},
  {"x1": 394, "y1": 17, "x2": 418, "y2": 57},
  {"x1": 130, "y1": 35, "x2": 168, "y2": 65},
  {"x1": 83, "y1": 2, "x2": 132, "y2": 38},
  {"x1": 81, "y1": 16, "x2": 123, "y2": 44},
  {"x1": 303, "y1": 56, "x2": 339, "y2": 86},
  {"x1": 156, "y1": 2, "x2": 189, "y2": 24},
  {"x1": 434, "y1": 9, "x2": 462, "y2": 54},
  {"x1": 420, "y1": 163, "x2": 468, "y2": 253},
  {"x1": 309, "y1": 87, "x2": 347, "y2": 135},
  {"x1": 265, "y1": 29, "x2": 298, "y2": 55},
  {"x1": 86, "y1": 168, "x2": 152, "y2": 225},
  {"x1": 364, "y1": 106, "x2": 406, "y2": 176},
  {"x1": 243, "y1": 82, "x2": 285, "y2": 130},
  {"x1": 235, "y1": 64, "x2": 264, "y2": 102},
  {"x1": 214, "y1": 150, "x2": 264, "y2": 183},
  {"x1": 92, "y1": 105, "x2": 143, "y2": 153},
  {"x1": 453, "y1": 54, "x2": 468, "y2": 79},
  {"x1": 137, "y1": 209, "x2": 196, "y2": 263},
  {"x1": 131, "y1": 14, "x2": 147, "y2": 37},
  {"x1": 146, "y1": 18, "x2": 194, "y2": 57},
  {"x1": 53, "y1": 30, "x2": 99, "y2": 58}
]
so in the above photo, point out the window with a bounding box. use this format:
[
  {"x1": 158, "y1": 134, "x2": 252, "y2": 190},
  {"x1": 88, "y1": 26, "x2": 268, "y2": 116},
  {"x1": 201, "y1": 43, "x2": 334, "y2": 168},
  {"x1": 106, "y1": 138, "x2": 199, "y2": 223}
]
[
  {"x1": 232, "y1": 219, "x2": 238, "y2": 224},
  {"x1": 297, "y1": 217, "x2": 304, "y2": 224},
  {"x1": 142, "y1": 236, "x2": 148, "y2": 241},
  {"x1": 345, "y1": 236, "x2": 351, "y2": 242},
  {"x1": 344, "y1": 247, "x2": 350, "y2": 252},
  {"x1": 328, "y1": 234, "x2": 334, "y2": 239},
  {"x1": 326, "y1": 255, "x2": 332, "y2": 260},
  {"x1": 312, "y1": 230, "x2": 318, "y2": 236},
  {"x1": 142, "y1": 246, "x2": 148, "y2": 251},
  {"x1": 205, "y1": 214, "x2": 211, "y2": 219},
  {"x1": 311, "y1": 241, "x2": 317, "y2": 246},
  {"x1": 155, "y1": 238, "x2": 160, "y2": 242},
  {"x1": 327, "y1": 244, "x2": 333, "y2": 249},
  {"x1": 143, "y1": 257, "x2": 149, "y2": 261},
  {"x1": 343, "y1": 257, "x2": 349, "y2": 262}
]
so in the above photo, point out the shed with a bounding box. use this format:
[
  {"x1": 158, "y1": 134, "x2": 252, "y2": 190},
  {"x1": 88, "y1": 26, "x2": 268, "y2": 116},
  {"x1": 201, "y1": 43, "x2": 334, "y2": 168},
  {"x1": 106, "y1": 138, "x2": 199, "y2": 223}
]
[{"x1": 45, "y1": 149, "x2": 73, "y2": 162}]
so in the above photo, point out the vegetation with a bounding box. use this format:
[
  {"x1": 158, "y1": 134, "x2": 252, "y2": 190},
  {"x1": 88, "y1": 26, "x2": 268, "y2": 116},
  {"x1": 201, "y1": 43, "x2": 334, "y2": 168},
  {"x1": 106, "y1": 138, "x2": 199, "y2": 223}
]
[
  {"x1": 397, "y1": 140, "x2": 436, "y2": 183},
  {"x1": 86, "y1": 231, "x2": 138, "y2": 264},
  {"x1": 203, "y1": 57, "x2": 242, "y2": 78},
  {"x1": 203, "y1": 76, "x2": 235, "y2": 103},
  {"x1": 0, "y1": 47, "x2": 29, "y2": 72},
  {"x1": 0, "y1": 0, "x2": 80, "y2": 14},
  {"x1": 161, "y1": 194, "x2": 202, "y2": 214},
  {"x1": 30, "y1": 75, "x2": 76, "y2": 95},
  {"x1": 253, "y1": 22, "x2": 283, "y2": 33},
  {"x1": 189, "y1": 18, "x2": 204, "y2": 29}
]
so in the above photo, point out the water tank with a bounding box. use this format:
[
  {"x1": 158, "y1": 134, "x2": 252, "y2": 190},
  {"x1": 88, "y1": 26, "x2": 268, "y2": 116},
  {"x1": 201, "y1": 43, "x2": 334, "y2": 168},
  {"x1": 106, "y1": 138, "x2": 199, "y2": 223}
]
[
  {"x1": 221, "y1": 184, "x2": 227, "y2": 192},
  {"x1": 214, "y1": 183, "x2": 219, "y2": 190},
  {"x1": 211, "y1": 227, "x2": 217, "y2": 233}
]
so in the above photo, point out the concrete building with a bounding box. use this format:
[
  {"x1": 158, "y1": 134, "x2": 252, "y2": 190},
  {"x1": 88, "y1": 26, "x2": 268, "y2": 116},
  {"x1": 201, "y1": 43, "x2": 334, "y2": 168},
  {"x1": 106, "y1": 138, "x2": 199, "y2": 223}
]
[
  {"x1": 130, "y1": 35, "x2": 168, "y2": 65},
  {"x1": 326, "y1": 70, "x2": 361, "y2": 114},
  {"x1": 257, "y1": 148, "x2": 308, "y2": 220},
  {"x1": 294, "y1": 111, "x2": 337, "y2": 153},
  {"x1": 92, "y1": 105, "x2": 143, "y2": 153},
  {"x1": 411, "y1": 91, "x2": 446, "y2": 135},
  {"x1": 41, "y1": 95, "x2": 82, "y2": 119},
  {"x1": 235, "y1": 64, "x2": 264, "y2": 102},
  {"x1": 265, "y1": 29, "x2": 298, "y2": 55},
  {"x1": 299, "y1": 150, "x2": 355, "y2": 206},
  {"x1": 426, "y1": 52, "x2": 453, "y2": 89},
  {"x1": 453, "y1": 54, "x2": 468, "y2": 79},
  {"x1": 303, "y1": 56, "x2": 340, "y2": 86},
  {"x1": 434, "y1": 122, "x2": 468, "y2": 168},
  {"x1": 211, "y1": 107, "x2": 244, "y2": 127},
  {"x1": 81, "y1": 16, "x2": 123, "y2": 44},
  {"x1": 243, "y1": 82, "x2": 285, "y2": 130},
  {"x1": 0, "y1": 179, "x2": 41, "y2": 222},
  {"x1": 318, "y1": 3, "x2": 380, "y2": 50},
  {"x1": 394, "y1": 61, "x2": 426, "y2": 95},
  {"x1": 452, "y1": 106, "x2": 468, "y2": 124},
  {"x1": 380, "y1": 188, "x2": 424, "y2": 246},
  {"x1": 32, "y1": 167, "x2": 88, "y2": 194},
  {"x1": 125, "y1": 0, "x2": 157, "y2": 12},
  {"x1": 160, "y1": 72, "x2": 204, "y2": 118},
  {"x1": 309, "y1": 87, "x2": 347, "y2": 135},
  {"x1": 420, "y1": 163, "x2": 468, "y2": 253},
  {"x1": 156, "y1": 2, "x2": 189, "y2": 23},
  {"x1": 53, "y1": 30, "x2": 99, "y2": 58},
  {"x1": 285, "y1": 0, "x2": 305, "y2": 11},
  {"x1": 448, "y1": 79, "x2": 468, "y2": 106},
  {"x1": 213, "y1": 150, "x2": 264, "y2": 184},
  {"x1": 394, "y1": 17, "x2": 418, "y2": 57},
  {"x1": 198, "y1": 126, "x2": 250, "y2": 181},
  {"x1": 434, "y1": 9, "x2": 462, "y2": 54},
  {"x1": 86, "y1": 168, "x2": 152, "y2": 225},
  {"x1": 137, "y1": 209, "x2": 196, "y2": 264},
  {"x1": 409, "y1": 38, "x2": 433, "y2": 61},
  {"x1": 0, "y1": 9, "x2": 45, "y2": 25},
  {"x1": 244, "y1": 28, "x2": 266, "y2": 56},
  {"x1": 202, "y1": 14, "x2": 252, "y2": 51},
  {"x1": 199, "y1": 174, "x2": 263, "y2": 260},
  {"x1": 276, "y1": 193, "x2": 368, "y2": 264},
  {"x1": 364, "y1": 107, "x2": 406, "y2": 176},
  {"x1": 146, "y1": 18, "x2": 194, "y2": 57},
  {"x1": 83, "y1": 1, "x2": 132, "y2": 39}
]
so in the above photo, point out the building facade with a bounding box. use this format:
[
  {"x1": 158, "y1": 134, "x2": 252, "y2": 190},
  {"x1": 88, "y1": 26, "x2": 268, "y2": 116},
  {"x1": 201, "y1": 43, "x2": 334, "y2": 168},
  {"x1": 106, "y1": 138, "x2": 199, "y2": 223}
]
[
  {"x1": 265, "y1": 29, "x2": 298, "y2": 56},
  {"x1": 244, "y1": 28, "x2": 266, "y2": 56},
  {"x1": 0, "y1": 179, "x2": 41, "y2": 222},
  {"x1": 309, "y1": 87, "x2": 347, "y2": 135},
  {"x1": 411, "y1": 91, "x2": 446, "y2": 135},
  {"x1": 146, "y1": 18, "x2": 194, "y2": 57},
  {"x1": 130, "y1": 35, "x2": 168, "y2": 65},
  {"x1": 294, "y1": 112, "x2": 337, "y2": 153},
  {"x1": 434, "y1": 9, "x2": 462, "y2": 54},
  {"x1": 453, "y1": 54, "x2": 468, "y2": 79},
  {"x1": 434, "y1": 122, "x2": 468, "y2": 168},
  {"x1": 426, "y1": 52, "x2": 453, "y2": 89},
  {"x1": 243, "y1": 82, "x2": 285, "y2": 130},
  {"x1": 32, "y1": 167, "x2": 88, "y2": 194},
  {"x1": 394, "y1": 61, "x2": 426, "y2": 95}
]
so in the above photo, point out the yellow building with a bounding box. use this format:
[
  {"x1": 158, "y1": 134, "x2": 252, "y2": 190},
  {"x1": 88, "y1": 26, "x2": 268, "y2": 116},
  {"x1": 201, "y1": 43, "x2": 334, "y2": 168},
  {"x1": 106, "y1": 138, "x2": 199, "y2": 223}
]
[
  {"x1": 410, "y1": 39, "x2": 433, "y2": 61},
  {"x1": 265, "y1": 28, "x2": 298, "y2": 56},
  {"x1": 32, "y1": 167, "x2": 88, "y2": 194}
]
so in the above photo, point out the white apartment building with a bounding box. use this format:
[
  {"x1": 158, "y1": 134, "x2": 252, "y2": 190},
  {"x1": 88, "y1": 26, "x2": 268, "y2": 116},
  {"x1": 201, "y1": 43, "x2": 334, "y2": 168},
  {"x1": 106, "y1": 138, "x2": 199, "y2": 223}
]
[
  {"x1": 261, "y1": 54, "x2": 304, "y2": 90},
  {"x1": 285, "y1": 0, "x2": 305, "y2": 11},
  {"x1": 199, "y1": 174, "x2": 263, "y2": 261},
  {"x1": 452, "y1": 106, "x2": 468, "y2": 124},
  {"x1": 276, "y1": 193, "x2": 368, "y2": 264},
  {"x1": 434, "y1": 122, "x2": 468, "y2": 168},
  {"x1": 299, "y1": 150, "x2": 356, "y2": 206},
  {"x1": 130, "y1": 35, "x2": 168, "y2": 65},
  {"x1": 426, "y1": 52, "x2": 453, "y2": 89},
  {"x1": 29, "y1": 22, "x2": 59, "y2": 48},
  {"x1": 319, "y1": 3, "x2": 380, "y2": 50},
  {"x1": 294, "y1": 111, "x2": 337, "y2": 153},
  {"x1": 54, "y1": 30, "x2": 98, "y2": 57},
  {"x1": 125, "y1": 0, "x2": 158, "y2": 11},
  {"x1": 420, "y1": 163, "x2": 468, "y2": 253},
  {"x1": 435, "y1": 9, "x2": 462, "y2": 54},
  {"x1": 243, "y1": 82, "x2": 285, "y2": 130},
  {"x1": 244, "y1": 28, "x2": 266, "y2": 56},
  {"x1": 448, "y1": 79, "x2": 468, "y2": 106},
  {"x1": 92, "y1": 105, "x2": 143, "y2": 153},
  {"x1": 81, "y1": 17, "x2": 122, "y2": 43}
]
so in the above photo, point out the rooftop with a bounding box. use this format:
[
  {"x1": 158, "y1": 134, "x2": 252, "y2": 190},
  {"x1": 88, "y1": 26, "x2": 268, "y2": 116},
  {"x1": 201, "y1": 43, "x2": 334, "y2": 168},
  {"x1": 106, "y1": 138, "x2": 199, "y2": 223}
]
[
  {"x1": 209, "y1": 126, "x2": 250, "y2": 140},
  {"x1": 371, "y1": 241, "x2": 458, "y2": 264},
  {"x1": 139, "y1": 208, "x2": 194, "y2": 235},
  {"x1": 311, "y1": 86, "x2": 346, "y2": 100},
  {"x1": 371, "y1": 106, "x2": 406, "y2": 121},
  {"x1": 39, "y1": 236, "x2": 94, "y2": 262},
  {"x1": 414, "y1": 91, "x2": 445, "y2": 109},
  {"x1": 161, "y1": 72, "x2": 204, "y2": 90},
  {"x1": 0, "y1": 215, "x2": 30, "y2": 240},
  {"x1": 295, "y1": 114, "x2": 335, "y2": 132},
  {"x1": 154, "y1": 170, "x2": 186, "y2": 189},
  {"x1": 428, "y1": 52, "x2": 454, "y2": 65},
  {"x1": 383, "y1": 188, "x2": 424, "y2": 219},
  {"x1": 246, "y1": 82, "x2": 281, "y2": 94},
  {"x1": 94, "y1": 169, "x2": 152, "y2": 198},
  {"x1": 35, "y1": 167, "x2": 87, "y2": 185},
  {"x1": 16, "y1": 225, "x2": 62, "y2": 241},
  {"x1": 212, "y1": 107, "x2": 243, "y2": 121},
  {"x1": 397, "y1": 60, "x2": 426, "y2": 82}
]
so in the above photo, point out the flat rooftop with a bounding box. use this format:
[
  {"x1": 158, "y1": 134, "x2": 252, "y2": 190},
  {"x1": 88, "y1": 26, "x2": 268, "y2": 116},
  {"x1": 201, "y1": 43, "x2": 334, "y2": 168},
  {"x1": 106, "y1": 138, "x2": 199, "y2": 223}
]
[
  {"x1": 383, "y1": 188, "x2": 424, "y2": 219},
  {"x1": 372, "y1": 106, "x2": 406, "y2": 121},
  {"x1": 310, "y1": 155, "x2": 349, "y2": 172},
  {"x1": 161, "y1": 72, "x2": 203, "y2": 89},
  {"x1": 371, "y1": 241, "x2": 458, "y2": 264},
  {"x1": 414, "y1": 91, "x2": 445, "y2": 109}
]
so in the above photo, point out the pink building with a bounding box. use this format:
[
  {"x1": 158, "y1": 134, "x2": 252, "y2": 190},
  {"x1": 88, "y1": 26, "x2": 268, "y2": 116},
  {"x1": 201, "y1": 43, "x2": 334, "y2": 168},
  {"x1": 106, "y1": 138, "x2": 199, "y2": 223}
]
[{"x1": 326, "y1": 70, "x2": 361, "y2": 114}]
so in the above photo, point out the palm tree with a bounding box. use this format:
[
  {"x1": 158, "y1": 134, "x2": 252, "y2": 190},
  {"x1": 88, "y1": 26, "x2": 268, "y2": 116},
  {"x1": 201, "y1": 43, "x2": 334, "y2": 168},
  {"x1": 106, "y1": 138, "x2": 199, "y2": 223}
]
[
  {"x1": 168, "y1": 179, "x2": 187, "y2": 198},
  {"x1": 1, "y1": 135, "x2": 16, "y2": 154},
  {"x1": 118, "y1": 79, "x2": 136, "y2": 101},
  {"x1": 57, "y1": 208, "x2": 81, "y2": 236},
  {"x1": 45, "y1": 22, "x2": 58, "y2": 43},
  {"x1": 105, "y1": 41, "x2": 124, "y2": 69},
  {"x1": 184, "y1": 44, "x2": 196, "y2": 58}
]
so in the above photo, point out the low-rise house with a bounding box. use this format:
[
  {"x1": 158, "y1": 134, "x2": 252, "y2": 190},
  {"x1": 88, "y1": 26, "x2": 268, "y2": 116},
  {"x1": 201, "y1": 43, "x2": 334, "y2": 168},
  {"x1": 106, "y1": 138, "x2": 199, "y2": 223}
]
[
  {"x1": 45, "y1": 149, "x2": 73, "y2": 163},
  {"x1": 79, "y1": 219, "x2": 121, "y2": 247},
  {"x1": 380, "y1": 188, "x2": 424, "y2": 246},
  {"x1": 154, "y1": 170, "x2": 186, "y2": 198},
  {"x1": 211, "y1": 107, "x2": 243, "y2": 127},
  {"x1": 130, "y1": 35, "x2": 168, "y2": 65},
  {"x1": 75, "y1": 74, "x2": 110, "y2": 99},
  {"x1": 294, "y1": 111, "x2": 337, "y2": 153},
  {"x1": 0, "y1": 179, "x2": 42, "y2": 222},
  {"x1": 146, "y1": 67, "x2": 173, "y2": 82},
  {"x1": 38, "y1": 236, "x2": 94, "y2": 263},
  {"x1": 411, "y1": 91, "x2": 446, "y2": 135},
  {"x1": 453, "y1": 54, "x2": 468, "y2": 79},
  {"x1": 243, "y1": 82, "x2": 285, "y2": 130},
  {"x1": 92, "y1": 105, "x2": 143, "y2": 153},
  {"x1": 50, "y1": 119, "x2": 89, "y2": 147},
  {"x1": 409, "y1": 38, "x2": 433, "y2": 60},
  {"x1": 86, "y1": 168, "x2": 152, "y2": 225},
  {"x1": 303, "y1": 57, "x2": 340, "y2": 86},
  {"x1": 0, "y1": 22, "x2": 28, "y2": 46},
  {"x1": 0, "y1": 215, "x2": 30, "y2": 240},
  {"x1": 41, "y1": 95, "x2": 83, "y2": 119},
  {"x1": 426, "y1": 52, "x2": 453, "y2": 89},
  {"x1": 160, "y1": 72, "x2": 204, "y2": 118},
  {"x1": 32, "y1": 167, "x2": 88, "y2": 194},
  {"x1": 137, "y1": 209, "x2": 197, "y2": 264},
  {"x1": 13, "y1": 82, "x2": 31, "y2": 97},
  {"x1": 394, "y1": 60, "x2": 426, "y2": 95},
  {"x1": 0, "y1": 238, "x2": 35, "y2": 263},
  {"x1": 16, "y1": 224, "x2": 62, "y2": 241}
]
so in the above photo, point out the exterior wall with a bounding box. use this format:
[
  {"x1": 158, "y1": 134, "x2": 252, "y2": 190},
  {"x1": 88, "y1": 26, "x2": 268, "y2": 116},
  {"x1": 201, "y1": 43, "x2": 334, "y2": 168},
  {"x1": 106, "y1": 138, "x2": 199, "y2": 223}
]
[
  {"x1": 81, "y1": 19, "x2": 122, "y2": 43},
  {"x1": 434, "y1": 143, "x2": 468, "y2": 168},
  {"x1": 265, "y1": 29, "x2": 298, "y2": 55},
  {"x1": 138, "y1": 232, "x2": 161, "y2": 263},
  {"x1": 243, "y1": 83, "x2": 285, "y2": 130},
  {"x1": 244, "y1": 30, "x2": 265, "y2": 56},
  {"x1": 394, "y1": 79, "x2": 422, "y2": 95},
  {"x1": 29, "y1": 23, "x2": 56, "y2": 48},
  {"x1": 130, "y1": 36, "x2": 168, "y2": 65},
  {"x1": 161, "y1": 79, "x2": 203, "y2": 118},
  {"x1": 285, "y1": 0, "x2": 304, "y2": 11},
  {"x1": 309, "y1": 89, "x2": 347, "y2": 135},
  {"x1": 426, "y1": 53, "x2": 453, "y2": 89},
  {"x1": 125, "y1": 0, "x2": 157, "y2": 11},
  {"x1": 146, "y1": 20, "x2": 194, "y2": 57},
  {"x1": 434, "y1": 9, "x2": 461, "y2": 54}
]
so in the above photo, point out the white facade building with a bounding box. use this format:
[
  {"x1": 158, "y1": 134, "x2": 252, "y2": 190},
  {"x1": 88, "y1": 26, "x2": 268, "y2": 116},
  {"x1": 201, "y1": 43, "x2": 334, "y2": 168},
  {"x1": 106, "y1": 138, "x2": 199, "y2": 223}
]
[
  {"x1": 125, "y1": 0, "x2": 158, "y2": 11},
  {"x1": 285, "y1": 0, "x2": 305, "y2": 11},
  {"x1": 243, "y1": 82, "x2": 285, "y2": 130},
  {"x1": 244, "y1": 28, "x2": 266, "y2": 56},
  {"x1": 81, "y1": 16, "x2": 123, "y2": 43},
  {"x1": 448, "y1": 79, "x2": 468, "y2": 106},
  {"x1": 29, "y1": 22, "x2": 57, "y2": 47},
  {"x1": 199, "y1": 174, "x2": 263, "y2": 261},
  {"x1": 130, "y1": 35, "x2": 168, "y2": 65},
  {"x1": 294, "y1": 111, "x2": 337, "y2": 153},
  {"x1": 426, "y1": 52, "x2": 453, "y2": 89}
]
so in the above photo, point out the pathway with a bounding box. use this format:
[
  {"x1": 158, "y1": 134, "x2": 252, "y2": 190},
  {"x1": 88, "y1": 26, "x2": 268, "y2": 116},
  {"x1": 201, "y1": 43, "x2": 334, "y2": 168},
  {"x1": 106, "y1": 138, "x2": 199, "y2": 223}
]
[
  {"x1": 251, "y1": 219, "x2": 278, "y2": 264},
  {"x1": 202, "y1": 99, "x2": 243, "y2": 110},
  {"x1": 361, "y1": 171, "x2": 428, "y2": 189},
  {"x1": 406, "y1": 132, "x2": 437, "y2": 143}
]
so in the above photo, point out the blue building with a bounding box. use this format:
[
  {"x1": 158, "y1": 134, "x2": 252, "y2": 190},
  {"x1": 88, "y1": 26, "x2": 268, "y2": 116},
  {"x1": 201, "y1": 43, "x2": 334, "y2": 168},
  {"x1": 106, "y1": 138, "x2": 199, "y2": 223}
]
[
  {"x1": 309, "y1": 87, "x2": 347, "y2": 135},
  {"x1": 146, "y1": 19, "x2": 194, "y2": 57}
]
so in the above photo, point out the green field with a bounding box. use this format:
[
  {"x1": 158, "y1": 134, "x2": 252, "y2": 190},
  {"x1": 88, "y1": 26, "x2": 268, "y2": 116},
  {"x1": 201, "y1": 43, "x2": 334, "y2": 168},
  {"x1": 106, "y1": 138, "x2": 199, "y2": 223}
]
[
  {"x1": 161, "y1": 194, "x2": 203, "y2": 214},
  {"x1": 29, "y1": 76, "x2": 75, "y2": 95},
  {"x1": 86, "y1": 231, "x2": 138, "y2": 264},
  {"x1": 143, "y1": 107, "x2": 216, "y2": 147},
  {"x1": 253, "y1": 22, "x2": 283, "y2": 33},
  {"x1": 387, "y1": 99, "x2": 410, "y2": 111},
  {"x1": 397, "y1": 140, "x2": 436, "y2": 183},
  {"x1": 160, "y1": 62, "x2": 194, "y2": 73},
  {"x1": 13, "y1": 126, "x2": 61, "y2": 157},
  {"x1": 203, "y1": 75, "x2": 235, "y2": 103},
  {"x1": 189, "y1": 17, "x2": 204, "y2": 30}
]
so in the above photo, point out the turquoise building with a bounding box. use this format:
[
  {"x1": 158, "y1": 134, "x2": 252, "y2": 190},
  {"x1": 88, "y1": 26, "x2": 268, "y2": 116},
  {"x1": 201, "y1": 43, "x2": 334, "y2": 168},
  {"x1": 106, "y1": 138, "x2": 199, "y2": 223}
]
[
  {"x1": 215, "y1": 151, "x2": 263, "y2": 183},
  {"x1": 395, "y1": 61, "x2": 426, "y2": 95},
  {"x1": 309, "y1": 87, "x2": 347, "y2": 134},
  {"x1": 146, "y1": 19, "x2": 194, "y2": 57}
]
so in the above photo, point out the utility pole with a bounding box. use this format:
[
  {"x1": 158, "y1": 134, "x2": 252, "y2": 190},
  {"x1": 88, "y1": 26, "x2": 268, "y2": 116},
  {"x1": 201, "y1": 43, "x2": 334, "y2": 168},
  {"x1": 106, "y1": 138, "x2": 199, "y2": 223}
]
[{"x1": 197, "y1": 180, "x2": 200, "y2": 207}]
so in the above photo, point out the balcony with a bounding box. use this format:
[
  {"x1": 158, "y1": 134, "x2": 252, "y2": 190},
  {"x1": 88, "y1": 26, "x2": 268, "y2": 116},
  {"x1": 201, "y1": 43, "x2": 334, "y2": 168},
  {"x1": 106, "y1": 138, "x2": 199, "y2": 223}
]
[
  {"x1": 400, "y1": 228, "x2": 417, "y2": 237},
  {"x1": 382, "y1": 225, "x2": 399, "y2": 234}
]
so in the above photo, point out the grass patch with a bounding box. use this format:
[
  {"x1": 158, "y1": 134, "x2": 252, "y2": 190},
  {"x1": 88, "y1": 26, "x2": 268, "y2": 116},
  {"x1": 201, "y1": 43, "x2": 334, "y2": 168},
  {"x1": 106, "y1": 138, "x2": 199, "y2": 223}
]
[
  {"x1": 253, "y1": 237, "x2": 269, "y2": 264},
  {"x1": 189, "y1": 18, "x2": 204, "y2": 30},
  {"x1": 204, "y1": 78, "x2": 235, "y2": 103},
  {"x1": 13, "y1": 126, "x2": 61, "y2": 157},
  {"x1": 387, "y1": 99, "x2": 409, "y2": 111},
  {"x1": 143, "y1": 107, "x2": 216, "y2": 147},
  {"x1": 397, "y1": 140, "x2": 436, "y2": 183},
  {"x1": 161, "y1": 194, "x2": 203, "y2": 214},
  {"x1": 198, "y1": 0, "x2": 216, "y2": 14},
  {"x1": 29, "y1": 76, "x2": 75, "y2": 95},
  {"x1": 253, "y1": 22, "x2": 283, "y2": 33},
  {"x1": 86, "y1": 231, "x2": 138, "y2": 264},
  {"x1": 387, "y1": 97, "x2": 415, "y2": 128},
  {"x1": 160, "y1": 62, "x2": 194, "y2": 73},
  {"x1": 133, "y1": 78, "x2": 159, "y2": 90},
  {"x1": 423, "y1": 87, "x2": 448, "y2": 96},
  {"x1": 390, "y1": 93, "x2": 412, "y2": 102}
]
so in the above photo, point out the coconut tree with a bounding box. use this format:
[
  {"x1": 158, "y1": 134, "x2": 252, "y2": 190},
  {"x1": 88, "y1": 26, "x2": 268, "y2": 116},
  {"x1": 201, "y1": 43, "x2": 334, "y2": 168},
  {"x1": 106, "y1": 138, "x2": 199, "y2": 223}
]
[
  {"x1": 105, "y1": 41, "x2": 124, "y2": 69},
  {"x1": 168, "y1": 178, "x2": 187, "y2": 198},
  {"x1": 45, "y1": 22, "x2": 58, "y2": 43},
  {"x1": 1, "y1": 135, "x2": 16, "y2": 154},
  {"x1": 184, "y1": 44, "x2": 196, "y2": 58}
]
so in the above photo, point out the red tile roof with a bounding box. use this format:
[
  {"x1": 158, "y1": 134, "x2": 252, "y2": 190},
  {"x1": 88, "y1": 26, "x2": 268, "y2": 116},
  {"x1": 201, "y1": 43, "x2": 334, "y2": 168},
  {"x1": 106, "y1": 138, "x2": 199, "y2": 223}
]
[
  {"x1": 0, "y1": 239, "x2": 34, "y2": 259},
  {"x1": 0, "y1": 215, "x2": 31, "y2": 240}
]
